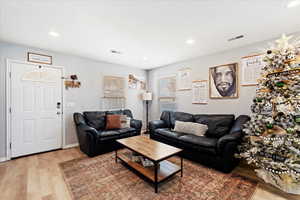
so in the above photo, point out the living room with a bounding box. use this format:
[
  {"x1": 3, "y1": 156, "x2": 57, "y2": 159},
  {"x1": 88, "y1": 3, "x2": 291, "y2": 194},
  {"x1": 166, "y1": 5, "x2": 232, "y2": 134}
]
[{"x1": 1, "y1": 1, "x2": 300, "y2": 200}]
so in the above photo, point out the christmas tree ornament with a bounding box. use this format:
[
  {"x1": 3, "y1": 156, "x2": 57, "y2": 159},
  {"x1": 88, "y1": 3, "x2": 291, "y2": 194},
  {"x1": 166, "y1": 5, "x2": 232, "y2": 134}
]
[
  {"x1": 256, "y1": 97, "x2": 263, "y2": 102},
  {"x1": 287, "y1": 128, "x2": 295, "y2": 134},
  {"x1": 262, "y1": 125, "x2": 287, "y2": 136},
  {"x1": 250, "y1": 136, "x2": 262, "y2": 145},
  {"x1": 295, "y1": 115, "x2": 300, "y2": 123},
  {"x1": 261, "y1": 102, "x2": 273, "y2": 115},
  {"x1": 266, "y1": 123, "x2": 274, "y2": 129},
  {"x1": 275, "y1": 81, "x2": 285, "y2": 87},
  {"x1": 284, "y1": 93, "x2": 290, "y2": 98}
]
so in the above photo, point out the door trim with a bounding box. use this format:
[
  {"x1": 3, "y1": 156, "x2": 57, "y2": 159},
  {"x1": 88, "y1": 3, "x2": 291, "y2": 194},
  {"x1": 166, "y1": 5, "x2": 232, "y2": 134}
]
[{"x1": 6, "y1": 59, "x2": 66, "y2": 160}]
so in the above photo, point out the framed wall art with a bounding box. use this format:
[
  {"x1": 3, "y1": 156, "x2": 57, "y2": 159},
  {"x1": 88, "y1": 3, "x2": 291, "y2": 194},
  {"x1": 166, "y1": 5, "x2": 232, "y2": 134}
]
[
  {"x1": 128, "y1": 74, "x2": 146, "y2": 90},
  {"x1": 192, "y1": 80, "x2": 208, "y2": 104},
  {"x1": 158, "y1": 76, "x2": 176, "y2": 99},
  {"x1": 241, "y1": 54, "x2": 265, "y2": 86},
  {"x1": 103, "y1": 76, "x2": 125, "y2": 98},
  {"x1": 177, "y1": 67, "x2": 191, "y2": 91},
  {"x1": 209, "y1": 63, "x2": 239, "y2": 99},
  {"x1": 27, "y1": 52, "x2": 52, "y2": 65},
  {"x1": 128, "y1": 74, "x2": 138, "y2": 89}
]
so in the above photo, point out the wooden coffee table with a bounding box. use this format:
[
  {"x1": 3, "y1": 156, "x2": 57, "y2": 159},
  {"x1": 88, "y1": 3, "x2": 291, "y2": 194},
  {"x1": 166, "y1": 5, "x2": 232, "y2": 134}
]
[{"x1": 116, "y1": 135, "x2": 183, "y2": 193}]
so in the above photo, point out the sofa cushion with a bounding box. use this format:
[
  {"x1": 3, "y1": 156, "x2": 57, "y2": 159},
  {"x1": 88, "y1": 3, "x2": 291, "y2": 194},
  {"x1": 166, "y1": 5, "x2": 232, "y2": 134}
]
[
  {"x1": 194, "y1": 115, "x2": 235, "y2": 138},
  {"x1": 100, "y1": 130, "x2": 120, "y2": 137},
  {"x1": 160, "y1": 111, "x2": 171, "y2": 127},
  {"x1": 83, "y1": 111, "x2": 106, "y2": 130},
  {"x1": 117, "y1": 127, "x2": 136, "y2": 134},
  {"x1": 119, "y1": 132, "x2": 136, "y2": 139},
  {"x1": 107, "y1": 110, "x2": 123, "y2": 115},
  {"x1": 170, "y1": 112, "x2": 194, "y2": 128},
  {"x1": 179, "y1": 135, "x2": 218, "y2": 155},
  {"x1": 98, "y1": 130, "x2": 120, "y2": 141},
  {"x1": 123, "y1": 109, "x2": 133, "y2": 118},
  {"x1": 156, "y1": 128, "x2": 187, "y2": 139}
]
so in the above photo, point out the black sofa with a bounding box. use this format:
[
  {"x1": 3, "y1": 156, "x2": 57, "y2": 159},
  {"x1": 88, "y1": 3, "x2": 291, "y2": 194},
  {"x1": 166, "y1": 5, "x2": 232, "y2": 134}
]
[
  {"x1": 149, "y1": 111, "x2": 250, "y2": 173},
  {"x1": 74, "y1": 109, "x2": 142, "y2": 157}
]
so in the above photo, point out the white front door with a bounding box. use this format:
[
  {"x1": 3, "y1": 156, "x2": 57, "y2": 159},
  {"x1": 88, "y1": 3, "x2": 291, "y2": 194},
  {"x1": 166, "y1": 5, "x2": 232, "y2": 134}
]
[{"x1": 9, "y1": 61, "x2": 63, "y2": 158}]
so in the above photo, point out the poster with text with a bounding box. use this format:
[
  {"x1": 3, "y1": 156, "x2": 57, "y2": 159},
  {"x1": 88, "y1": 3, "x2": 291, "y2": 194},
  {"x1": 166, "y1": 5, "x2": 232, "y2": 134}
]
[
  {"x1": 241, "y1": 54, "x2": 265, "y2": 86},
  {"x1": 192, "y1": 80, "x2": 208, "y2": 104}
]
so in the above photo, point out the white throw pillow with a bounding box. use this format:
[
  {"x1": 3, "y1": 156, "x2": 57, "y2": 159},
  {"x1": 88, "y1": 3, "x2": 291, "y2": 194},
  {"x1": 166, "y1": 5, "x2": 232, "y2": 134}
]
[
  {"x1": 173, "y1": 121, "x2": 208, "y2": 136},
  {"x1": 120, "y1": 115, "x2": 131, "y2": 128}
]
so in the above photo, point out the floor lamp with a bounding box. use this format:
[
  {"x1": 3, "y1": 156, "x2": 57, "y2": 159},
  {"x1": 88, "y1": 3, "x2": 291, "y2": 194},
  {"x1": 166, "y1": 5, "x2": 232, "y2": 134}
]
[{"x1": 143, "y1": 91, "x2": 152, "y2": 134}]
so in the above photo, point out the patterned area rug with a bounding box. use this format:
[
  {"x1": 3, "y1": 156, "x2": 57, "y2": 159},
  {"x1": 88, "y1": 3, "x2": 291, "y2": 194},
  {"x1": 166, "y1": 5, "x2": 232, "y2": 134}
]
[{"x1": 59, "y1": 150, "x2": 257, "y2": 200}]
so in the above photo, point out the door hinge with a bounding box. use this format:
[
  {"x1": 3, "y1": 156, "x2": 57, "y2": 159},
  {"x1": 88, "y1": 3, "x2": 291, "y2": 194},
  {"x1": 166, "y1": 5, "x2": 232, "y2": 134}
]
[
  {"x1": 9, "y1": 72, "x2": 11, "y2": 78},
  {"x1": 9, "y1": 107, "x2": 12, "y2": 113},
  {"x1": 9, "y1": 143, "x2": 12, "y2": 149}
]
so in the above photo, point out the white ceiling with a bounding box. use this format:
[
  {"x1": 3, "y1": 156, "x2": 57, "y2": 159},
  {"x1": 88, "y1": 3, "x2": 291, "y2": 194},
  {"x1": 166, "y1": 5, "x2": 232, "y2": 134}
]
[{"x1": 1, "y1": 0, "x2": 300, "y2": 69}]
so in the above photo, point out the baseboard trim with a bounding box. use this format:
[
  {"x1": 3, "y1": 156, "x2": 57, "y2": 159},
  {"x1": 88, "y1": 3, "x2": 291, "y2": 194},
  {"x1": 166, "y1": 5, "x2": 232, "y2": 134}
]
[
  {"x1": 0, "y1": 157, "x2": 8, "y2": 163},
  {"x1": 63, "y1": 143, "x2": 79, "y2": 149}
]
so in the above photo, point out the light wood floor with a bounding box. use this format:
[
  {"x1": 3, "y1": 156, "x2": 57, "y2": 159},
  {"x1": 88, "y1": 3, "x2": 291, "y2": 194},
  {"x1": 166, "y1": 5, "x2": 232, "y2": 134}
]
[{"x1": 0, "y1": 147, "x2": 300, "y2": 200}]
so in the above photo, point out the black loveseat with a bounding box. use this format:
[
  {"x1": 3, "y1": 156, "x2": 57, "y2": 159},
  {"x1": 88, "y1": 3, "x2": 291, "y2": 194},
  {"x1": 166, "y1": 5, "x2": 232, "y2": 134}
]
[
  {"x1": 149, "y1": 111, "x2": 250, "y2": 173},
  {"x1": 74, "y1": 109, "x2": 142, "y2": 157}
]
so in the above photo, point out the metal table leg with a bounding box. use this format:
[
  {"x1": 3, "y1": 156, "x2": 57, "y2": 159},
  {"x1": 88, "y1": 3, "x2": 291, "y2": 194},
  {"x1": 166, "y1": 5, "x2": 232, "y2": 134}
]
[
  {"x1": 181, "y1": 157, "x2": 183, "y2": 177},
  {"x1": 154, "y1": 162, "x2": 158, "y2": 193},
  {"x1": 115, "y1": 149, "x2": 118, "y2": 163}
]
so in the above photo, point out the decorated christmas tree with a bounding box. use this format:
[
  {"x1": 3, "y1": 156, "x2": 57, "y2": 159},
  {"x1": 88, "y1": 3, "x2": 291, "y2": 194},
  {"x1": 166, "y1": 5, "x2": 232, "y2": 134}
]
[{"x1": 238, "y1": 34, "x2": 300, "y2": 194}]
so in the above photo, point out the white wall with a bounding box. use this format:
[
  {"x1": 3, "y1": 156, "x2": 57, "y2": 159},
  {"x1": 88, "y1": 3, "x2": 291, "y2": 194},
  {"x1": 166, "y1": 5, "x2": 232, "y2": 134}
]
[
  {"x1": 148, "y1": 35, "x2": 299, "y2": 120},
  {"x1": 0, "y1": 42, "x2": 146, "y2": 158}
]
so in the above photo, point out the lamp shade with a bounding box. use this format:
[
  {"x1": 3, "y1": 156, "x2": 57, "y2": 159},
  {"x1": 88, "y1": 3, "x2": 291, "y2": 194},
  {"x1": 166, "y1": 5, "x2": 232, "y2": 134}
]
[{"x1": 142, "y1": 92, "x2": 152, "y2": 101}]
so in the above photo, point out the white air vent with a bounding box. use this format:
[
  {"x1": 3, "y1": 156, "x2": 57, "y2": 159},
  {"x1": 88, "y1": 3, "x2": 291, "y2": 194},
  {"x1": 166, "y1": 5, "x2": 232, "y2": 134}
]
[
  {"x1": 228, "y1": 35, "x2": 244, "y2": 42},
  {"x1": 111, "y1": 50, "x2": 122, "y2": 54}
]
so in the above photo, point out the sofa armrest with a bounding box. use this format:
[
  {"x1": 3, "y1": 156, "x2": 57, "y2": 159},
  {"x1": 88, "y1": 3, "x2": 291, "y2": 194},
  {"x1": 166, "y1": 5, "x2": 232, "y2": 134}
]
[
  {"x1": 79, "y1": 125, "x2": 99, "y2": 136},
  {"x1": 217, "y1": 115, "x2": 250, "y2": 153},
  {"x1": 217, "y1": 131, "x2": 241, "y2": 153},
  {"x1": 130, "y1": 119, "x2": 142, "y2": 131},
  {"x1": 76, "y1": 124, "x2": 100, "y2": 157},
  {"x1": 229, "y1": 115, "x2": 250, "y2": 134},
  {"x1": 149, "y1": 120, "x2": 167, "y2": 134}
]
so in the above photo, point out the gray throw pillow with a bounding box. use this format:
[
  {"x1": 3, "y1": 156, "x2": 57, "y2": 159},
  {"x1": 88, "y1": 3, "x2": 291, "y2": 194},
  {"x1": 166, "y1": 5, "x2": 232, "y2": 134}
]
[{"x1": 173, "y1": 121, "x2": 208, "y2": 136}]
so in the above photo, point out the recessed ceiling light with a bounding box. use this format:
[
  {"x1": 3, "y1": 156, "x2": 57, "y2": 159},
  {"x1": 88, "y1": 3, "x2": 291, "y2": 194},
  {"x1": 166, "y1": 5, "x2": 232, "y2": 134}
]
[
  {"x1": 287, "y1": 0, "x2": 300, "y2": 8},
  {"x1": 48, "y1": 31, "x2": 60, "y2": 37},
  {"x1": 143, "y1": 57, "x2": 148, "y2": 61},
  {"x1": 186, "y1": 39, "x2": 195, "y2": 45}
]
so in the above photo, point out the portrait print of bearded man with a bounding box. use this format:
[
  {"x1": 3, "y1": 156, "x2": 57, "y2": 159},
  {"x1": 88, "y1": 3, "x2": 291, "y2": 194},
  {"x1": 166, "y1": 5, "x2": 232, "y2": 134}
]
[{"x1": 210, "y1": 63, "x2": 238, "y2": 98}]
